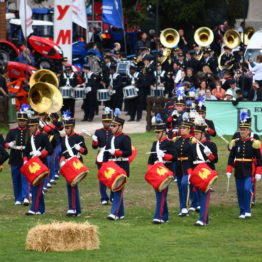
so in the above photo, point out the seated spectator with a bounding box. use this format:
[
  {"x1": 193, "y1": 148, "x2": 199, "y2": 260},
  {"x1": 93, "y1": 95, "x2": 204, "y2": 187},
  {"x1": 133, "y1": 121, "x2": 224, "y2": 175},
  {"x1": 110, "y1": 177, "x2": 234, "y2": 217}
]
[
  {"x1": 196, "y1": 79, "x2": 208, "y2": 97},
  {"x1": 203, "y1": 88, "x2": 217, "y2": 100},
  {"x1": 185, "y1": 67, "x2": 195, "y2": 85},
  {"x1": 224, "y1": 89, "x2": 236, "y2": 101},
  {"x1": 15, "y1": 46, "x2": 35, "y2": 66},
  {"x1": 212, "y1": 82, "x2": 226, "y2": 100},
  {"x1": 228, "y1": 79, "x2": 240, "y2": 99},
  {"x1": 249, "y1": 81, "x2": 262, "y2": 101}
]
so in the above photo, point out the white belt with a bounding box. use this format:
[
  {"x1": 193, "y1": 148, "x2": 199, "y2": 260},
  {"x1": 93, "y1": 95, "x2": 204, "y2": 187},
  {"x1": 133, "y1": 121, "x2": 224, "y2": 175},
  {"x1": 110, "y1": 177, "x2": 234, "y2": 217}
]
[
  {"x1": 109, "y1": 157, "x2": 129, "y2": 162},
  {"x1": 154, "y1": 160, "x2": 172, "y2": 164},
  {"x1": 193, "y1": 160, "x2": 210, "y2": 165}
]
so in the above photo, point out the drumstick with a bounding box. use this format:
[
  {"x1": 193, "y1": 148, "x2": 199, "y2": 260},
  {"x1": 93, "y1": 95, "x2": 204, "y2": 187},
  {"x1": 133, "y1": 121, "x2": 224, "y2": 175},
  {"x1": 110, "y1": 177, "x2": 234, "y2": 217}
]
[
  {"x1": 226, "y1": 177, "x2": 230, "y2": 192},
  {"x1": 145, "y1": 150, "x2": 166, "y2": 154},
  {"x1": 63, "y1": 142, "x2": 83, "y2": 154},
  {"x1": 104, "y1": 149, "x2": 120, "y2": 152}
]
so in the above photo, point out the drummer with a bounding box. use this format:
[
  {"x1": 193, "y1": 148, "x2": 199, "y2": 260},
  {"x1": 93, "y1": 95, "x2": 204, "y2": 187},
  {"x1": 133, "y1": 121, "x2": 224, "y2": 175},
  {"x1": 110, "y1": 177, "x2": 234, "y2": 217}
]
[
  {"x1": 92, "y1": 109, "x2": 113, "y2": 205},
  {"x1": 103, "y1": 111, "x2": 132, "y2": 220},
  {"x1": 60, "y1": 112, "x2": 88, "y2": 216},
  {"x1": 191, "y1": 121, "x2": 218, "y2": 226},
  {"x1": 147, "y1": 123, "x2": 176, "y2": 224},
  {"x1": 23, "y1": 116, "x2": 53, "y2": 215},
  {"x1": 59, "y1": 65, "x2": 78, "y2": 117}
]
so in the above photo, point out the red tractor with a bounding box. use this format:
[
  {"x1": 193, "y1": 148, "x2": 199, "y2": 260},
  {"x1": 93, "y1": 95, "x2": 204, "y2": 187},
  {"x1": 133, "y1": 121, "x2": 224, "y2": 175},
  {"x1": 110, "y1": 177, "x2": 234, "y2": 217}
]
[{"x1": 0, "y1": 35, "x2": 64, "y2": 72}]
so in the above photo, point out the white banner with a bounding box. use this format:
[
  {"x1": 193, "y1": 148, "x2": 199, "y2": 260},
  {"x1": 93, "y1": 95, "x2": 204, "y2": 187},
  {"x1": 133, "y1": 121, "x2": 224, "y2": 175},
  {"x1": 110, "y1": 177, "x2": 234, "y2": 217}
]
[
  {"x1": 19, "y1": 0, "x2": 33, "y2": 38},
  {"x1": 72, "y1": 0, "x2": 88, "y2": 29},
  {"x1": 54, "y1": 0, "x2": 72, "y2": 62}
]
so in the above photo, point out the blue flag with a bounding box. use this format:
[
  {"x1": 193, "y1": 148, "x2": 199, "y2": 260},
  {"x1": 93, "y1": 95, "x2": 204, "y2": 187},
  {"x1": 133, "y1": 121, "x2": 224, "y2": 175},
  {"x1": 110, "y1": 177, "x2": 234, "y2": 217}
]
[{"x1": 102, "y1": 0, "x2": 123, "y2": 29}]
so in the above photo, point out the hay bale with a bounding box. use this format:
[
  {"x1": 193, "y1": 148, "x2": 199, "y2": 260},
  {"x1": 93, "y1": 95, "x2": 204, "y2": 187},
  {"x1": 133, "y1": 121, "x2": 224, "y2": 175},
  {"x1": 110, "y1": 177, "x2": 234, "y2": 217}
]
[{"x1": 26, "y1": 222, "x2": 100, "y2": 252}]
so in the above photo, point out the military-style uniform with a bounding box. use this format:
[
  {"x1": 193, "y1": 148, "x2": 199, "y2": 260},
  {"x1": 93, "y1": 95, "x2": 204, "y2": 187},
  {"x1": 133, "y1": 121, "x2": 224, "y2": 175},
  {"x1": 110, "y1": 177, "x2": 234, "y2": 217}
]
[
  {"x1": 103, "y1": 117, "x2": 132, "y2": 219},
  {"x1": 23, "y1": 118, "x2": 53, "y2": 215},
  {"x1": 5, "y1": 112, "x2": 30, "y2": 205},
  {"x1": 227, "y1": 117, "x2": 262, "y2": 218},
  {"x1": 173, "y1": 128, "x2": 195, "y2": 216},
  {"x1": 0, "y1": 145, "x2": 9, "y2": 170},
  {"x1": 81, "y1": 65, "x2": 98, "y2": 121},
  {"x1": 92, "y1": 113, "x2": 113, "y2": 203},
  {"x1": 191, "y1": 125, "x2": 218, "y2": 226},
  {"x1": 60, "y1": 119, "x2": 88, "y2": 216},
  {"x1": 148, "y1": 124, "x2": 176, "y2": 223}
]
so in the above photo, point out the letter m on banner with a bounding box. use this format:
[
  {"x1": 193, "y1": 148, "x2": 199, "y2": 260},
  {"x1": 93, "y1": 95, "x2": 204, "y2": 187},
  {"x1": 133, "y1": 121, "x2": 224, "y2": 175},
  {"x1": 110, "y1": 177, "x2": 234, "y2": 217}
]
[{"x1": 54, "y1": 0, "x2": 72, "y2": 62}]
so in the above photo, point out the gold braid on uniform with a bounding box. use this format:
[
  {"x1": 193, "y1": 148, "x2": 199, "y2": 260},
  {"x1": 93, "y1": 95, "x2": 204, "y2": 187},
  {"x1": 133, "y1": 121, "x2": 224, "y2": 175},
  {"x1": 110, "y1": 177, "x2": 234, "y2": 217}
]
[
  {"x1": 172, "y1": 136, "x2": 181, "y2": 142},
  {"x1": 252, "y1": 139, "x2": 261, "y2": 149},
  {"x1": 229, "y1": 138, "x2": 239, "y2": 150},
  {"x1": 190, "y1": 137, "x2": 197, "y2": 144}
]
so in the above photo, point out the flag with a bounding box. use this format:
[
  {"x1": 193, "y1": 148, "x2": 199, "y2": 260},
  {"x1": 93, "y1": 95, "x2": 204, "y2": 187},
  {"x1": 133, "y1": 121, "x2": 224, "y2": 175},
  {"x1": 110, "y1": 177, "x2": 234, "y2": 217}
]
[
  {"x1": 19, "y1": 0, "x2": 33, "y2": 38},
  {"x1": 72, "y1": 0, "x2": 88, "y2": 29},
  {"x1": 102, "y1": 0, "x2": 123, "y2": 29}
]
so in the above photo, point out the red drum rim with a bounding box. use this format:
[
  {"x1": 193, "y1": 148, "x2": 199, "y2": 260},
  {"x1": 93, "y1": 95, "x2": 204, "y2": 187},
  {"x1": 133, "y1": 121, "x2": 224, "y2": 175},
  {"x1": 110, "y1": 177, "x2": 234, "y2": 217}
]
[
  {"x1": 158, "y1": 175, "x2": 174, "y2": 192},
  {"x1": 71, "y1": 171, "x2": 88, "y2": 187},
  {"x1": 204, "y1": 176, "x2": 218, "y2": 193},
  {"x1": 32, "y1": 171, "x2": 49, "y2": 186},
  {"x1": 111, "y1": 174, "x2": 127, "y2": 192}
]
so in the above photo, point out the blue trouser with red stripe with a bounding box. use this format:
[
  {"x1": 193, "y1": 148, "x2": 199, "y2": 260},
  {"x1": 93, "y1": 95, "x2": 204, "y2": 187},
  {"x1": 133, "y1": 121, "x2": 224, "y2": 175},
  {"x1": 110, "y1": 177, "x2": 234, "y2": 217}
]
[
  {"x1": 54, "y1": 143, "x2": 61, "y2": 176},
  {"x1": 110, "y1": 188, "x2": 124, "y2": 217},
  {"x1": 190, "y1": 185, "x2": 200, "y2": 208},
  {"x1": 66, "y1": 182, "x2": 81, "y2": 214},
  {"x1": 11, "y1": 165, "x2": 30, "y2": 202},
  {"x1": 235, "y1": 177, "x2": 252, "y2": 215},
  {"x1": 176, "y1": 174, "x2": 189, "y2": 210},
  {"x1": 154, "y1": 188, "x2": 168, "y2": 222},
  {"x1": 29, "y1": 182, "x2": 45, "y2": 213},
  {"x1": 197, "y1": 189, "x2": 211, "y2": 224}
]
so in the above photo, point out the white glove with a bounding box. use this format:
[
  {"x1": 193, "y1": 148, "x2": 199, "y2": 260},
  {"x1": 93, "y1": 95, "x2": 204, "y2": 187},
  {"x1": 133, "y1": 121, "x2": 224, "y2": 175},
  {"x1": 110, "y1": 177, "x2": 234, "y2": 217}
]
[
  {"x1": 23, "y1": 161, "x2": 27, "y2": 165},
  {"x1": 75, "y1": 144, "x2": 81, "y2": 151},
  {"x1": 60, "y1": 161, "x2": 66, "y2": 167},
  {"x1": 226, "y1": 173, "x2": 231, "y2": 179},
  {"x1": 108, "y1": 148, "x2": 115, "y2": 155},
  {"x1": 92, "y1": 135, "x2": 98, "y2": 142},
  {"x1": 158, "y1": 150, "x2": 165, "y2": 158},
  {"x1": 9, "y1": 141, "x2": 16, "y2": 149},
  {"x1": 255, "y1": 174, "x2": 261, "y2": 182},
  {"x1": 204, "y1": 146, "x2": 212, "y2": 157},
  {"x1": 34, "y1": 150, "x2": 42, "y2": 157},
  {"x1": 39, "y1": 120, "x2": 44, "y2": 128}
]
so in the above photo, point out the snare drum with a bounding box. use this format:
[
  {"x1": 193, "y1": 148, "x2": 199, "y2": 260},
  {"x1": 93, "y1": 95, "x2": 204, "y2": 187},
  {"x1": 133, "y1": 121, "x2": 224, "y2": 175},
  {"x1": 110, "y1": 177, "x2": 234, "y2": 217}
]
[
  {"x1": 60, "y1": 157, "x2": 89, "y2": 187},
  {"x1": 190, "y1": 163, "x2": 218, "y2": 192},
  {"x1": 98, "y1": 161, "x2": 127, "y2": 192},
  {"x1": 20, "y1": 157, "x2": 49, "y2": 186},
  {"x1": 61, "y1": 86, "x2": 72, "y2": 98},
  {"x1": 73, "y1": 87, "x2": 85, "y2": 100},
  {"x1": 145, "y1": 162, "x2": 174, "y2": 192},
  {"x1": 97, "y1": 89, "x2": 110, "y2": 101},
  {"x1": 123, "y1": 85, "x2": 138, "y2": 99},
  {"x1": 150, "y1": 86, "x2": 165, "y2": 97}
]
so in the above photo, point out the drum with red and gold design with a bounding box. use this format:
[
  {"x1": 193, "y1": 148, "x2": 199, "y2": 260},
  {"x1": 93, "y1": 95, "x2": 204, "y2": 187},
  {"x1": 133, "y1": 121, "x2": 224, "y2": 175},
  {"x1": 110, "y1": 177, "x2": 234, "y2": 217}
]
[
  {"x1": 98, "y1": 161, "x2": 127, "y2": 192},
  {"x1": 60, "y1": 156, "x2": 89, "y2": 187},
  {"x1": 145, "y1": 162, "x2": 174, "y2": 192},
  {"x1": 20, "y1": 157, "x2": 49, "y2": 186},
  {"x1": 190, "y1": 163, "x2": 218, "y2": 192}
]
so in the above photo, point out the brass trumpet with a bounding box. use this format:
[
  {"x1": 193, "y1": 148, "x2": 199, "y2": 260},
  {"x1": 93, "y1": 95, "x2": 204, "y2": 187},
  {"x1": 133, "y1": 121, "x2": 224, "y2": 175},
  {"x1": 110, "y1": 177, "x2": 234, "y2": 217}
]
[{"x1": 28, "y1": 69, "x2": 63, "y2": 114}]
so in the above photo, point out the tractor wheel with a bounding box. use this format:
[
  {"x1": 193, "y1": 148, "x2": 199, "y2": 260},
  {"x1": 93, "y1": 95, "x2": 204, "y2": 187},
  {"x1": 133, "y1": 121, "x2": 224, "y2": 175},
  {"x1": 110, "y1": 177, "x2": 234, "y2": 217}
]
[
  {"x1": 0, "y1": 44, "x2": 18, "y2": 63},
  {"x1": 37, "y1": 57, "x2": 54, "y2": 70}
]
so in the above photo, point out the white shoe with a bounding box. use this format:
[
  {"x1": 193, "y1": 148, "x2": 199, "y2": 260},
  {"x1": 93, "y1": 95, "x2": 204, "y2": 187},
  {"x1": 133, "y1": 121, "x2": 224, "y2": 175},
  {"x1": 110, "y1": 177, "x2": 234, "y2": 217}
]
[
  {"x1": 179, "y1": 208, "x2": 189, "y2": 216},
  {"x1": 119, "y1": 216, "x2": 125, "y2": 220},
  {"x1": 36, "y1": 211, "x2": 44, "y2": 215},
  {"x1": 15, "y1": 201, "x2": 21, "y2": 205},
  {"x1": 25, "y1": 210, "x2": 35, "y2": 216},
  {"x1": 238, "y1": 214, "x2": 245, "y2": 219},
  {"x1": 55, "y1": 174, "x2": 59, "y2": 179},
  {"x1": 245, "y1": 212, "x2": 251, "y2": 218},
  {"x1": 23, "y1": 198, "x2": 29, "y2": 206},
  {"x1": 107, "y1": 214, "x2": 119, "y2": 220},
  {"x1": 47, "y1": 183, "x2": 52, "y2": 188},
  {"x1": 152, "y1": 218, "x2": 164, "y2": 224},
  {"x1": 66, "y1": 209, "x2": 76, "y2": 216},
  {"x1": 195, "y1": 220, "x2": 205, "y2": 226},
  {"x1": 101, "y1": 200, "x2": 108, "y2": 205},
  {"x1": 188, "y1": 207, "x2": 196, "y2": 212}
]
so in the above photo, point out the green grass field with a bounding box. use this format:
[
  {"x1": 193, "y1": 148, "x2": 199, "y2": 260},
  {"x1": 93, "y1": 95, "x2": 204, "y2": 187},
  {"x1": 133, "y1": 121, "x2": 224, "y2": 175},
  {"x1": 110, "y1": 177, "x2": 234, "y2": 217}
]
[{"x1": 0, "y1": 132, "x2": 262, "y2": 262}]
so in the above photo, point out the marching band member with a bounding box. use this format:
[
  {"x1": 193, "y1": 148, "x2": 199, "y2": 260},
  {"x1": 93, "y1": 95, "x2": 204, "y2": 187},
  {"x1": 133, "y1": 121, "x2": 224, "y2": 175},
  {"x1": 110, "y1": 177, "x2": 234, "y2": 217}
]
[
  {"x1": 147, "y1": 123, "x2": 176, "y2": 224},
  {"x1": 126, "y1": 63, "x2": 145, "y2": 122},
  {"x1": 60, "y1": 112, "x2": 88, "y2": 216},
  {"x1": 226, "y1": 112, "x2": 262, "y2": 219},
  {"x1": 173, "y1": 113, "x2": 196, "y2": 217},
  {"x1": 92, "y1": 109, "x2": 113, "y2": 205},
  {"x1": 200, "y1": 49, "x2": 218, "y2": 75},
  {"x1": 60, "y1": 65, "x2": 78, "y2": 117},
  {"x1": 191, "y1": 121, "x2": 218, "y2": 226},
  {"x1": 23, "y1": 116, "x2": 53, "y2": 215},
  {"x1": 107, "y1": 64, "x2": 123, "y2": 110},
  {"x1": 80, "y1": 64, "x2": 98, "y2": 122},
  {"x1": 0, "y1": 144, "x2": 9, "y2": 173},
  {"x1": 103, "y1": 110, "x2": 132, "y2": 220},
  {"x1": 5, "y1": 106, "x2": 30, "y2": 205}
]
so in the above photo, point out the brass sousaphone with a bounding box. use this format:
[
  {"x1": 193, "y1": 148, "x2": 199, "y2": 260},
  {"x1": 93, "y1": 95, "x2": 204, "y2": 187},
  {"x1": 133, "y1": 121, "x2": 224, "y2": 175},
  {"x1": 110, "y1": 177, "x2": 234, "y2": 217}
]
[
  {"x1": 160, "y1": 28, "x2": 180, "y2": 64},
  {"x1": 194, "y1": 27, "x2": 214, "y2": 60},
  {"x1": 28, "y1": 69, "x2": 63, "y2": 114}
]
